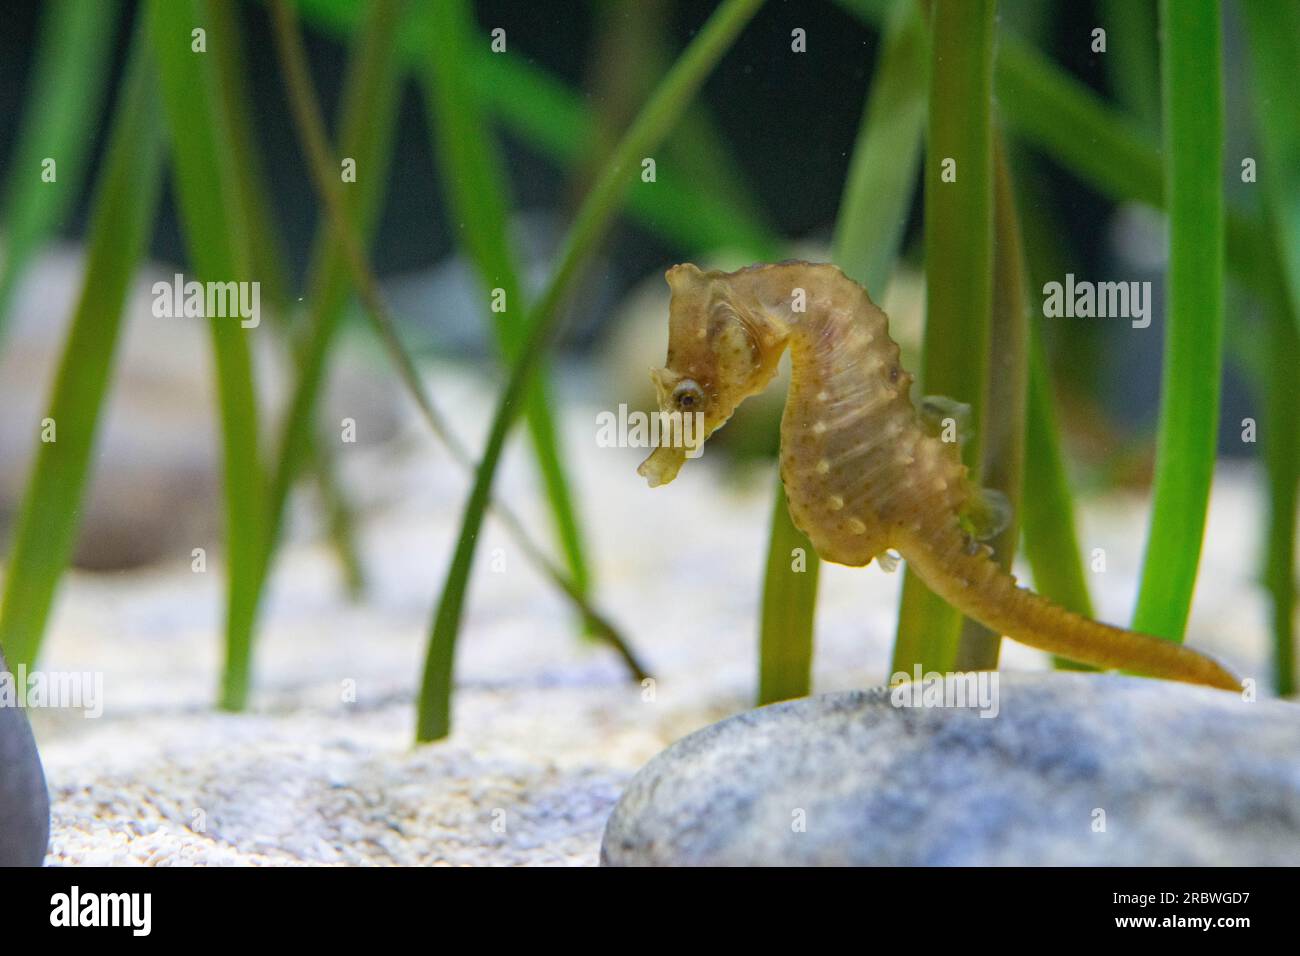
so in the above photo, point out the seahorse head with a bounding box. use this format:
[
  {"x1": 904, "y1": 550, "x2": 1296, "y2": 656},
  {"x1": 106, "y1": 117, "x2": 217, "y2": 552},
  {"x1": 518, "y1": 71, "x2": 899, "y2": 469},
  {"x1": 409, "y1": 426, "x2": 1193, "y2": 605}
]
[{"x1": 638, "y1": 263, "x2": 786, "y2": 487}]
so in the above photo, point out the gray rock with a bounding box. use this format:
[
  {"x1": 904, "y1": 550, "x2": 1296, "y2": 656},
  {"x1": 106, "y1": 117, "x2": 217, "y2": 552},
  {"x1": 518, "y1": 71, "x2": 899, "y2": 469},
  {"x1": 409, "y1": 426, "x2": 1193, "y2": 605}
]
[
  {"x1": 0, "y1": 650, "x2": 50, "y2": 866},
  {"x1": 601, "y1": 672, "x2": 1300, "y2": 866}
]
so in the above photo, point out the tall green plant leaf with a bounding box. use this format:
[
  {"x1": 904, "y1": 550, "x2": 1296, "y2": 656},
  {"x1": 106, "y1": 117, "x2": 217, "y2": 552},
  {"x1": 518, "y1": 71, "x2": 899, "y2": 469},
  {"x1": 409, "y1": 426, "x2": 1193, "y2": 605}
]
[
  {"x1": 1021, "y1": 323, "x2": 1096, "y2": 621},
  {"x1": 1101, "y1": 0, "x2": 1160, "y2": 128},
  {"x1": 1013, "y1": 160, "x2": 1097, "y2": 630},
  {"x1": 417, "y1": 0, "x2": 766, "y2": 742},
  {"x1": 1258, "y1": 264, "x2": 1299, "y2": 695},
  {"x1": 207, "y1": 0, "x2": 367, "y2": 595},
  {"x1": 954, "y1": 140, "x2": 1030, "y2": 670},
  {"x1": 994, "y1": 33, "x2": 1275, "y2": 297},
  {"x1": 0, "y1": 16, "x2": 164, "y2": 669},
  {"x1": 207, "y1": 0, "x2": 292, "y2": 317},
  {"x1": 1240, "y1": 0, "x2": 1300, "y2": 339},
  {"x1": 261, "y1": 0, "x2": 405, "y2": 617},
  {"x1": 842, "y1": 0, "x2": 1270, "y2": 297},
  {"x1": 149, "y1": 0, "x2": 269, "y2": 709},
  {"x1": 418, "y1": 0, "x2": 591, "y2": 605},
  {"x1": 757, "y1": 484, "x2": 821, "y2": 705},
  {"x1": 831, "y1": 0, "x2": 927, "y2": 297},
  {"x1": 1130, "y1": 0, "x2": 1224, "y2": 642},
  {"x1": 1241, "y1": 0, "x2": 1300, "y2": 695},
  {"x1": 891, "y1": 0, "x2": 997, "y2": 676},
  {"x1": 0, "y1": 0, "x2": 121, "y2": 338}
]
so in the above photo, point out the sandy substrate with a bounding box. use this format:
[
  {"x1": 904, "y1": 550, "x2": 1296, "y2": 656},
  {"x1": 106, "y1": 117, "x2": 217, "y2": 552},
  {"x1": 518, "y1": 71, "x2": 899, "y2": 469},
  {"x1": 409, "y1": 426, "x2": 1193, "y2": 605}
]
[{"x1": 22, "y1": 365, "x2": 1273, "y2": 865}]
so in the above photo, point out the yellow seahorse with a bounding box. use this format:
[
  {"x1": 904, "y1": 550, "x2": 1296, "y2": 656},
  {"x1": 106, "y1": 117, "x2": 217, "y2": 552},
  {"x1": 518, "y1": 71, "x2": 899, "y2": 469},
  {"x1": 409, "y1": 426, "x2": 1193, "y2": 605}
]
[{"x1": 638, "y1": 261, "x2": 1239, "y2": 691}]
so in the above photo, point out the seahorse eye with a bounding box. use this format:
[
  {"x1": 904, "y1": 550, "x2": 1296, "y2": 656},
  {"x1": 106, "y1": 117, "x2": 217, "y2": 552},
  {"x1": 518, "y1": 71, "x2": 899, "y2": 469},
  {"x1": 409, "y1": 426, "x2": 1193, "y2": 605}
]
[{"x1": 673, "y1": 379, "x2": 704, "y2": 410}]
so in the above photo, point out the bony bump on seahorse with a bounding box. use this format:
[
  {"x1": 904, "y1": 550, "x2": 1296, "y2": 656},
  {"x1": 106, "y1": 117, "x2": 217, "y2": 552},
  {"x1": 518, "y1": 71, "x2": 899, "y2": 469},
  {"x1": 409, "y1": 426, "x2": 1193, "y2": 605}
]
[{"x1": 638, "y1": 261, "x2": 1240, "y2": 691}]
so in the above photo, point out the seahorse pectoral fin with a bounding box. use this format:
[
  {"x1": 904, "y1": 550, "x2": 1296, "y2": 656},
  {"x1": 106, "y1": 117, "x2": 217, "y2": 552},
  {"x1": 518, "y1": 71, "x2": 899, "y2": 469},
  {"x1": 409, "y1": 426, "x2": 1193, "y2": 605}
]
[
  {"x1": 919, "y1": 394, "x2": 973, "y2": 447},
  {"x1": 963, "y1": 487, "x2": 1012, "y2": 541}
]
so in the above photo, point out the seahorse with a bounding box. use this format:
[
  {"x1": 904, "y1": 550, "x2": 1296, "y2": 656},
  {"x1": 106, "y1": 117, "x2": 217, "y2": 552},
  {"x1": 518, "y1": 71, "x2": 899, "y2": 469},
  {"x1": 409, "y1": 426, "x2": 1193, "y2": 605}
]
[{"x1": 638, "y1": 261, "x2": 1239, "y2": 691}]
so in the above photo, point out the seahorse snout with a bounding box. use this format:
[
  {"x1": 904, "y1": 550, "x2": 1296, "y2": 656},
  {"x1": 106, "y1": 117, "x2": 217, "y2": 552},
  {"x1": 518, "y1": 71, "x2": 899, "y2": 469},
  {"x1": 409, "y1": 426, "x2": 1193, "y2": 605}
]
[{"x1": 638, "y1": 444, "x2": 686, "y2": 487}]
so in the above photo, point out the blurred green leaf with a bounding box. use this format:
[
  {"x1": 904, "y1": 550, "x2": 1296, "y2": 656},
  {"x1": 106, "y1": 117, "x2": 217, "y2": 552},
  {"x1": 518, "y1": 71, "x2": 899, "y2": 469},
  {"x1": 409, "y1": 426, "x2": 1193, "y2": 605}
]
[
  {"x1": 891, "y1": 0, "x2": 997, "y2": 676},
  {"x1": 264, "y1": 0, "x2": 405, "y2": 595},
  {"x1": 1241, "y1": 0, "x2": 1300, "y2": 695},
  {"x1": 1130, "y1": 0, "x2": 1224, "y2": 642},
  {"x1": 579, "y1": 0, "x2": 771, "y2": 235},
  {"x1": 1101, "y1": 0, "x2": 1160, "y2": 128},
  {"x1": 996, "y1": 32, "x2": 1274, "y2": 297},
  {"x1": 1021, "y1": 322, "x2": 1096, "y2": 620},
  {"x1": 758, "y1": 487, "x2": 821, "y2": 705},
  {"x1": 954, "y1": 141, "x2": 1030, "y2": 671},
  {"x1": 1237, "y1": 0, "x2": 1300, "y2": 697},
  {"x1": 1012, "y1": 157, "x2": 1098, "y2": 650},
  {"x1": 207, "y1": 0, "x2": 367, "y2": 595},
  {"x1": 996, "y1": 33, "x2": 1161, "y2": 208},
  {"x1": 0, "y1": 0, "x2": 121, "y2": 339},
  {"x1": 1241, "y1": 0, "x2": 1300, "y2": 338},
  {"x1": 418, "y1": 0, "x2": 592, "y2": 606},
  {"x1": 840, "y1": 0, "x2": 1162, "y2": 204},
  {"x1": 833, "y1": 0, "x2": 927, "y2": 297},
  {"x1": 207, "y1": 0, "x2": 292, "y2": 316},
  {"x1": 150, "y1": 0, "x2": 269, "y2": 709},
  {"x1": 1260, "y1": 287, "x2": 1299, "y2": 695},
  {"x1": 290, "y1": 0, "x2": 779, "y2": 259},
  {"x1": 417, "y1": 0, "x2": 766, "y2": 742},
  {"x1": 0, "y1": 15, "x2": 164, "y2": 669},
  {"x1": 843, "y1": 0, "x2": 1270, "y2": 295},
  {"x1": 469, "y1": 48, "x2": 778, "y2": 257}
]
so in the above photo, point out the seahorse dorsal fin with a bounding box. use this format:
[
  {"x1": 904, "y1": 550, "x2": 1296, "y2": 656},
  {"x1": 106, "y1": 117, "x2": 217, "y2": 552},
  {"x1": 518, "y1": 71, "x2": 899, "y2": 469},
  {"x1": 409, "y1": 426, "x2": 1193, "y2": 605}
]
[
  {"x1": 919, "y1": 394, "x2": 973, "y2": 446},
  {"x1": 964, "y1": 487, "x2": 1012, "y2": 541}
]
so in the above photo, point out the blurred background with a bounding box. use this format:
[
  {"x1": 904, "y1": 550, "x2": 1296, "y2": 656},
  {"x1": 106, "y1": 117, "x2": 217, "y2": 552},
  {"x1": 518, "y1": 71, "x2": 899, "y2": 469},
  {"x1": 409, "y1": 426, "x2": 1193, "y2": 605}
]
[
  {"x1": 0, "y1": 0, "x2": 1294, "y2": 866},
  {"x1": 0, "y1": 0, "x2": 1290, "y2": 670},
  {"x1": 0, "y1": 0, "x2": 1270, "y2": 509}
]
